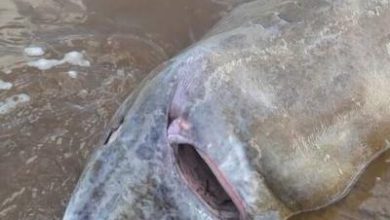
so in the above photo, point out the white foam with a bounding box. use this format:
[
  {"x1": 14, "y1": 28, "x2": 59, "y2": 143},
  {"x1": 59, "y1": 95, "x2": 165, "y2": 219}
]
[
  {"x1": 28, "y1": 59, "x2": 61, "y2": 71},
  {"x1": 28, "y1": 51, "x2": 90, "y2": 71},
  {"x1": 63, "y1": 51, "x2": 90, "y2": 67},
  {"x1": 0, "y1": 79, "x2": 12, "y2": 90},
  {"x1": 386, "y1": 42, "x2": 390, "y2": 56},
  {"x1": 67, "y1": 70, "x2": 78, "y2": 78},
  {"x1": 0, "y1": 94, "x2": 31, "y2": 115},
  {"x1": 24, "y1": 46, "x2": 45, "y2": 57}
]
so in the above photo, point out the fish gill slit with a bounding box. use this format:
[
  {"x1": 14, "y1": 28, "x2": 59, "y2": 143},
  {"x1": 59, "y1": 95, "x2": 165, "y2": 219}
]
[
  {"x1": 172, "y1": 143, "x2": 240, "y2": 219},
  {"x1": 104, "y1": 117, "x2": 125, "y2": 145},
  {"x1": 167, "y1": 98, "x2": 242, "y2": 219}
]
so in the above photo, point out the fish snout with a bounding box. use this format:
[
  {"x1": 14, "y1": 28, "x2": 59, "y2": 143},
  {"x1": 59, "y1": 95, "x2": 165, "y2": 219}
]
[{"x1": 64, "y1": 63, "x2": 178, "y2": 219}]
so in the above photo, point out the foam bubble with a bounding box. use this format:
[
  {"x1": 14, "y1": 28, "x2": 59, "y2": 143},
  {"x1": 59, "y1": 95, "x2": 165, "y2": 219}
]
[
  {"x1": 28, "y1": 59, "x2": 61, "y2": 70},
  {"x1": 68, "y1": 70, "x2": 78, "y2": 78},
  {"x1": 24, "y1": 46, "x2": 45, "y2": 57},
  {"x1": 0, "y1": 80, "x2": 13, "y2": 90},
  {"x1": 63, "y1": 51, "x2": 90, "y2": 67},
  {"x1": 0, "y1": 94, "x2": 31, "y2": 115},
  {"x1": 28, "y1": 51, "x2": 90, "y2": 71}
]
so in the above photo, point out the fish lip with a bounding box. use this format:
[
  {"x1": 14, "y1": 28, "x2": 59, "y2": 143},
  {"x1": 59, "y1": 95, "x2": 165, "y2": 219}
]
[
  {"x1": 169, "y1": 135, "x2": 246, "y2": 219},
  {"x1": 195, "y1": 148, "x2": 247, "y2": 220}
]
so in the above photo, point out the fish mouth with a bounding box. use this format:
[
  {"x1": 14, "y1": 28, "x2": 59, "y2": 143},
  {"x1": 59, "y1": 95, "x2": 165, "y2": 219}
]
[{"x1": 172, "y1": 144, "x2": 243, "y2": 219}]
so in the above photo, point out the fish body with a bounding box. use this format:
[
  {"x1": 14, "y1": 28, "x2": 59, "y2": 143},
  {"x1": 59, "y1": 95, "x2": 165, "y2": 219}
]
[{"x1": 64, "y1": 1, "x2": 390, "y2": 219}]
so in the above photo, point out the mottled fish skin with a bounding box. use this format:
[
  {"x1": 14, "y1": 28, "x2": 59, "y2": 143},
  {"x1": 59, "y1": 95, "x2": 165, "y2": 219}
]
[{"x1": 64, "y1": 0, "x2": 390, "y2": 219}]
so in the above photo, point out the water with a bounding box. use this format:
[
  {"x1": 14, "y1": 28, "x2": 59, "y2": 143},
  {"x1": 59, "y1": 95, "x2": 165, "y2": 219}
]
[{"x1": 0, "y1": 0, "x2": 389, "y2": 219}]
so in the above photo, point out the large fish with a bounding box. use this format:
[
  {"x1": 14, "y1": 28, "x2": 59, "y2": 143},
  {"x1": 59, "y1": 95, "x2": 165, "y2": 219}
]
[{"x1": 63, "y1": 0, "x2": 390, "y2": 219}]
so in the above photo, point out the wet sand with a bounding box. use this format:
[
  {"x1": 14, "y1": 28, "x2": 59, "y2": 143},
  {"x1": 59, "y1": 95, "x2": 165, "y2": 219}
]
[{"x1": 0, "y1": 0, "x2": 389, "y2": 219}]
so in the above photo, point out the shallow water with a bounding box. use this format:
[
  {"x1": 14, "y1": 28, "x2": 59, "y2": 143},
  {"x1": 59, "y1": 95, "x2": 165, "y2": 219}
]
[{"x1": 0, "y1": 0, "x2": 389, "y2": 219}]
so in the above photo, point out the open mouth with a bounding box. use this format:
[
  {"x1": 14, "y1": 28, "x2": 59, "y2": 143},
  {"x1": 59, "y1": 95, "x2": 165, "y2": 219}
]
[{"x1": 173, "y1": 144, "x2": 241, "y2": 219}]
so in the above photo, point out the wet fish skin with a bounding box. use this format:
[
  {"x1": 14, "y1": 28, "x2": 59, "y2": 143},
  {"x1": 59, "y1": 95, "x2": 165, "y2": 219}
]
[{"x1": 64, "y1": 0, "x2": 390, "y2": 219}]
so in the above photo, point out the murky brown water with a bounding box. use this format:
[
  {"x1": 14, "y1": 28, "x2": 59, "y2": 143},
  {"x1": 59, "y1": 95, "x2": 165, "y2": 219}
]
[{"x1": 0, "y1": 0, "x2": 389, "y2": 219}]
